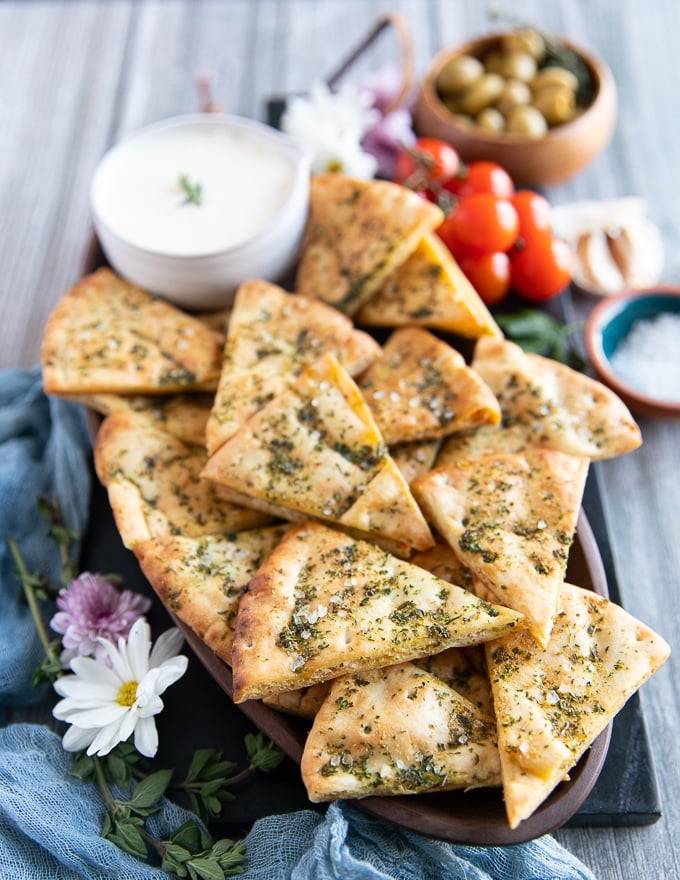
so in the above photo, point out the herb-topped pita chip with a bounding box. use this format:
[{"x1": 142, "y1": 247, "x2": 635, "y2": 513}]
[
  {"x1": 206, "y1": 279, "x2": 379, "y2": 455},
  {"x1": 471, "y1": 336, "x2": 642, "y2": 460},
  {"x1": 389, "y1": 439, "x2": 441, "y2": 485},
  {"x1": 94, "y1": 411, "x2": 271, "y2": 548},
  {"x1": 415, "y1": 647, "x2": 493, "y2": 717},
  {"x1": 413, "y1": 451, "x2": 589, "y2": 647},
  {"x1": 230, "y1": 521, "x2": 523, "y2": 702},
  {"x1": 358, "y1": 326, "x2": 501, "y2": 445},
  {"x1": 134, "y1": 526, "x2": 288, "y2": 665},
  {"x1": 66, "y1": 392, "x2": 212, "y2": 448},
  {"x1": 487, "y1": 582, "x2": 670, "y2": 829},
  {"x1": 202, "y1": 353, "x2": 433, "y2": 552},
  {"x1": 296, "y1": 174, "x2": 443, "y2": 314},
  {"x1": 356, "y1": 233, "x2": 502, "y2": 338},
  {"x1": 300, "y1": 662, "x2": 501, "y2": 802},
  {"x1": 41, "y1": 268, "x2": 223, "y2": 395}
]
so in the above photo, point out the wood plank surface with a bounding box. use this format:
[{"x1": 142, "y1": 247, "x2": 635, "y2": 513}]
[{"x1": 2, "y1": 2, "x2": 679, "y2": 878}]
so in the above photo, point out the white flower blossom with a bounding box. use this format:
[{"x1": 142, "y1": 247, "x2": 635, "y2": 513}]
[
  {"x1": 52, "y1": 618, "x2": 188, "y2": 758},
  {"x1": 282, "y1": 80, "x2": 379, "y2": 179}
]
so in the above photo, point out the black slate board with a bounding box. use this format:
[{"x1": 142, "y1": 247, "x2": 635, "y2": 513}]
[{"x1": 80, "y1": 456, "x2": 661, "y2": 833}]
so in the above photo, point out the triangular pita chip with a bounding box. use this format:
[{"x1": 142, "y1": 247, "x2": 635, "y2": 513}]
[
  {"x1": 205, "y1": 279, "x2": 379, "y2": 455},
  {"x1": 471, "y1": 336, "x2": 642, "y2": 460},
  {"x1": 436, "y1": 423, "x2": 533, "y2": 468},
  {"x1": 94, "y1": 411, "x2": 271, "y2": 549},
  {"x1": 389, "y1": 439, "x2": 441, "y2": 485},
  {"x1": 415, "y1": 647, "x2": 493, "y2": 717},
  {"x1": 296, "y1": 174, "x2": 443, "y2": 314},
  {"x1": 41, "y1": 268, "x2": 223, "y2": 394},
  {"x1": 300, "y1": 662, "x2": 501, "y2": 801},
  {"x1": 202, "y1": 353, "x2": 433, "y2": 552},
  {"x1": 262, "y1": 683, "x2": 332, "y2": 720},
  {"x1": 413, "y1": 451, "x2": 589, "y2": 647},
  {"x1": 358, "y1": 326, "x2": 500, "y2": 444},
  {"x1": 356, "y1": 233, "x2": 502, "y2": 338},
  {"x1": 134, "y1": 526, "x2": 288, "y2": 664},
  {"x1": 486, "y1": 583, "x2": 670, "y2": 828},
  {"x1": 66, "y1": 392, "x2": 212, "y2": 448},
  {"x1": 230, "y1": 521, "x2": 523, "y2": 702}
]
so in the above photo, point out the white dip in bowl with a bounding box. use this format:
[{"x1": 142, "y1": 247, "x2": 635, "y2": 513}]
[{"x1": 91, "y1": 114, "x2": 311, "y2": 310}]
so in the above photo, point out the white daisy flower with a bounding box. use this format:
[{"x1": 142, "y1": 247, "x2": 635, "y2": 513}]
[
  {"x1": 282, "y1": 80, "x2": 379, "y2": 179},
  {"x1": 52, "y1": 618, "x2": 188, "y2": 758}
]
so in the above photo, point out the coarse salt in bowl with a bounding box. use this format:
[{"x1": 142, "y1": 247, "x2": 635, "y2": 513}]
[
  {"x1": 584, "y1": 287, "x2": 680, "y2": 419},
  {"x1": 90, "y1": 113, "x2": 311, "y2": 311}
]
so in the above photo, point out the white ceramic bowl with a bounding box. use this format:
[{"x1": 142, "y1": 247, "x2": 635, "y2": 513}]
[{"x1": 90, "y1": 114, "x2": 311, "y2": 311}]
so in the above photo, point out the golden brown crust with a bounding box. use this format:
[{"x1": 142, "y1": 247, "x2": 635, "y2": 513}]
[
  {"x1": 230, "y1": 521, "x2": 523, "y2": 702},
  {"x1": 202, "y1": 353, "x2": 433, "y2": 552},
  {"x1": 134, "y1": 527, "x2": 288, "y2": 665},
  {"x1": 300, "y1": 663, "x2": 501, "y2": 801},
  {"x1": 413, "y1": 451, "x2": 589, "y2": 647},
  {"x1": 263, "y1": 682, "x2": 332, "y2": 719},
  {"x1": 41, "y1": 268, "x2": 223, "y2": 394},
  {"x1": 205, "y1": 279, "x2": 379, "y2": 455},
  {"x1": 296, "y1": 175, "x2": 443, "y2": 314},
  {"x1": 471, "y1": 336, "x2": 642, "y2": 460},
  {"x1": 358, "y1": 326, "x2": 500, "y2": 444},
  {"x1": 486, "y1": 583, "x2": 670, "y2": 828},
  {"x1": 94, "y1": 410, "x2": 271, "y2": 549},
  {"x1": 65, "y1": 392, "x2": 213, "y2": 448},
  {"x1": 356, "y1": 234, "x2": 502, "y2": 338}
]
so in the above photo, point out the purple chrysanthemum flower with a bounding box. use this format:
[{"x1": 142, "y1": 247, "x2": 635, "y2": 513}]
[
  {"x1": 50, "y1": 572, "x2": 151, "y2": 668},
  {"x1": 358, "y1": 64, "x2": 417, "y2": 179}
]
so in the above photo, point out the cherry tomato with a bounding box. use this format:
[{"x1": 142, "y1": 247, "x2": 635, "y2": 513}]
[
  {"x1": 444, "y1": 160, "x2": 515, "y2": 199},
  {"x1": 511, "y1": 190, "x2": 553, "y2": 245},
  {"x1": 510, "y1": 237, "x2": 573, "y2": 301},
  {"x1": 460, "y1": 252, "x2": 511, "y2": 306},
  {"x1": 436, "y1": 213, "x2": 485, "y2": 261},
  {"x1": 449, "y1": 193, "x2": 520, "y2": 254},
  {"x1": 394, "y1": 138, "x2": 460, "y2": 190}
]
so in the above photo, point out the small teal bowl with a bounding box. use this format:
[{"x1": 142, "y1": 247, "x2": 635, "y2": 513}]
[{"x1": 584, "y1": 286, "x2": 680, "y2": 419}]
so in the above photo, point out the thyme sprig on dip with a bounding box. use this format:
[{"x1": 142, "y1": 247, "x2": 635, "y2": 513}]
[{"x1": 179, "y1": 173, "x2": 203, "y2": 206}]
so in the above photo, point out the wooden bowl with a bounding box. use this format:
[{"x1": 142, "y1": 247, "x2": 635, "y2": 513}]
[
  {"x1": 413, "y1": 33, "x2": 617, "y2": 187},
  {"x1": 584, "y1": 286, "x2": 680, "y2": 419}
]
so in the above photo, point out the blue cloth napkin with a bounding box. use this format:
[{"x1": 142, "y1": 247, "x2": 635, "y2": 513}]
[
  {"x1": 0, "y1": 367, "x2": 91, "y2": 711},
  {"x1": 0, "y1": 368, "x2": 598, "y2": 880}
]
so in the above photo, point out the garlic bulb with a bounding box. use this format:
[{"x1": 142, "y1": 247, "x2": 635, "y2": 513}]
[{"x1": 552, "y1": 199, "x2": 664, "y2": 296}]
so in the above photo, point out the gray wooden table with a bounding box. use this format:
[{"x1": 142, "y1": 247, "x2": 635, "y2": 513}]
[{"x1": 2, "y1": 2, "x2": 679, "y2": 878}]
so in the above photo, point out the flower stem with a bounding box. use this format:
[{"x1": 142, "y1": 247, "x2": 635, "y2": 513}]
[
  {"x1": 8, "y1": 538, "x2": 58, "y2": 663},
  {"x1": 93, "y1": 757, "x2": 118, "y2": 811}
]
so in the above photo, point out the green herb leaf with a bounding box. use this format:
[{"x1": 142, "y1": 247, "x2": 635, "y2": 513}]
[
  {"x1": 186, "y1": 749, "x2": 219, "y2": 781},
  {"x1": 128, "y1": 768, "x2": 173, "y2": 810},
  {"x1": 187, "y1": 856, "x2": 226, "y2": 880},
  {"x1": 70, "y1": 752, "x2": 96, "y2": 781},
  {"x1": 107, "y1": 818, "x2": 148, "y2": 859},
  {"x1": 179, "y1": 173, "x2": 203, "y2": 206},
  {"x1": 495, "y1": 309, "x2": 584, "y2": 368},
  {"x1": 245, "y1": 732, "x2": 285, "y2": 772}
]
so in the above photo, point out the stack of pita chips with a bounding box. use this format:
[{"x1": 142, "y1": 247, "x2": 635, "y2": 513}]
[{"x1": 40, "y1": 173, "x2": 668, "y2": 831}]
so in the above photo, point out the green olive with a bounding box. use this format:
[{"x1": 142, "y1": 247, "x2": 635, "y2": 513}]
[
  {"x1": 498, "y1": 50, "x2": 537, "y2": 83},
  {"x1": 531, "y1": 65, "x2": 579, "y2": 94},
  {"x1": 457, "y1": 73, "x2": 505, "y2": 116},
  {"x1": 505, "y1": 104, "x2": 548, "y2": 138},
  {"x1": 495, "y1": 78, "x2": 532, "y2": 115},
  {"x1": 501, "y1": 28, "x2": 546, "y2": 62},
  {"x1": 532, "y1": 83, "x2": 576, "y2": 125},
  {"x1": 482, "y1": 49, "x2": 505, "y2": 74},
  {"x1": 437, "y1": 54, "x2": 485, "y2": 94},
  {"x1": 476, "y1": 107, "x2": 505, "y2": 132}
]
